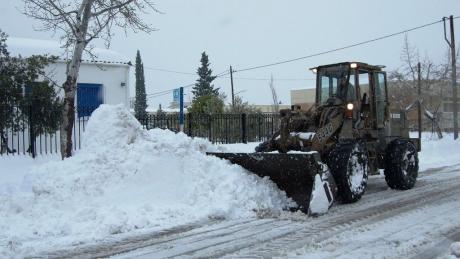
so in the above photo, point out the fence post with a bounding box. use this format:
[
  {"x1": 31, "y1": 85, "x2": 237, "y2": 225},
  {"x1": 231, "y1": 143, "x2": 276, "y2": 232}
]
[
  {"x1": 208, "y1": 114, "x2": 212, "y2": 142},
  {"x1": 29, "y1": 105, "x2": 36, "y2": 158},
  {"x1": 225, "y1": 115, "x2": 228, "y2": 144},
  {"x1": 258, "y1": 115, "x2": 261, "y2": 141},
  {"x1": 241, "y1": 113, "x2": 247, "y2": 144},
  {"x1": 187, "y1": 113, "x2": 192, "y2": 136}
]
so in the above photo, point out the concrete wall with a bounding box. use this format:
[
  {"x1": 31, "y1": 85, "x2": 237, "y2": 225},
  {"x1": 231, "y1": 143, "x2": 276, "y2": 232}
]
[
  {"x1": 248, "y1": 105, "x2": 291, "y2": 113},
  {"x1": 44, "y1": 61, "x2": 131, "y2": 107},
  {"x1": 290, "y1": 88, "x2": 316, "y2": 110}
]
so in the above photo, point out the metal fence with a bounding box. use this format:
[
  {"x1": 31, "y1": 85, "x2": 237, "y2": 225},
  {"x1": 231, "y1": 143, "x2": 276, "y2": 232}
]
[
  {"x1": 1, "y1": 105, "x2": 280, "y2": 157},
  {"x1": 140, "y1": 113, "x2": 280, "y2": 144},
  {"x1": 0, "y1": 105, "x2": 91, "y2": 157}
]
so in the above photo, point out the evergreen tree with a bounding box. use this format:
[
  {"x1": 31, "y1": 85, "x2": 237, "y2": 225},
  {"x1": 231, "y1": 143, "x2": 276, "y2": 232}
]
[
  {"x1": 134, "y1": 50, "x2": 147, "y2": 119},
  {"x1": 192, "y1": 52, "x2": 219, "y2": 99}
]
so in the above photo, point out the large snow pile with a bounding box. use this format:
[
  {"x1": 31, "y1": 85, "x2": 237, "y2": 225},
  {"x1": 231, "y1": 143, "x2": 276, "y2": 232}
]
[{"x1": 0, "y1": 104, "x2": 292, "y2": 257}]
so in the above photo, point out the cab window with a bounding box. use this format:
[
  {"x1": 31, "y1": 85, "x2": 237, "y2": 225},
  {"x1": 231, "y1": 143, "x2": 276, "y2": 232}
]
[
  {"x1": 375, "y1": 72, "x2": 387, "y2": 126},
  {"x1": 320, "y1": 76, "x2": 338, "y2": 104}
]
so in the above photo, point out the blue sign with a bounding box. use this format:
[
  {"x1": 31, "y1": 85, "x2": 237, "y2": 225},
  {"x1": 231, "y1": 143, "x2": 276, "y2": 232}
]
[
  {"x1": 173, "y1": 88, "x2": 180, "y2": 102},
  {"x1": 179, "y1": 87, "x2": 184, "y2": 131}
]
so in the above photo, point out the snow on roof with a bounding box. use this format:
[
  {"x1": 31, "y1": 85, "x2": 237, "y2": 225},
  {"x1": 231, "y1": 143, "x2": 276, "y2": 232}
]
[
  {"x1": 6, "y1": 37, "x2": 131, "y2": 65},
  {"x1": 290, "y1": 87, "x2": 316, "y2": 91}
]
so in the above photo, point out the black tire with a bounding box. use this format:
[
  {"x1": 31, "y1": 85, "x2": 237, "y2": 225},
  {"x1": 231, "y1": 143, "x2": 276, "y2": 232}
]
[
  {"x1": 326, "y1": 141, "x2": 369, "y2": 203},
  {"x1": 384, "y1": 139, "x2": 419, "y2": 190}
]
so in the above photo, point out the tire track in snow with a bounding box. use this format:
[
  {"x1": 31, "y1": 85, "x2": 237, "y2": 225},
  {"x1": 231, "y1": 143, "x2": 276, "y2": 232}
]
[
  {"x1": 39, "y1": 218, "x2": 255, "y2": 258},
  {"x1": 117, "y1": 220, "x2": 303, "y2": 258},
  {"x1": 412, "y1": 226, "x2": 460, "y2": 259},
  {"x1": 293, "y1": 196, "x2": 460, "y2": 259},
  {"x1": 327, "y1": 164, "x2": 460, "y2": 214},
  {"x1": 223, "y1": 179, "x2": 460, "y2": 258}
]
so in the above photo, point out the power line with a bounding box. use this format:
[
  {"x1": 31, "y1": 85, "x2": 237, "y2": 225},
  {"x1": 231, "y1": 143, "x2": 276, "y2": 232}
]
[
  {"x1": 223, "y1": 76, "x2": 315, "y2": 81},
  {"x1": 145, "y1": 15, "x2": 460, "y2": 100},
  {"x1": 144, "y1": 66, "x2": 231, "y2": 78},
  {"x1": 146, "y1": 70, "x2": 231, "y2": 99},
  {"x1": 234, "y1": 16, "x2": 460, "y2": 73},
  {"x1": 144, "y1": 67, "x2": 196, "y2": 75},
  {"x1": 146, "y1": 83, "x2": 195, "y2": 99},
  {"x1": 215, "y1": 69, "x2": 231, "y2": 77}
]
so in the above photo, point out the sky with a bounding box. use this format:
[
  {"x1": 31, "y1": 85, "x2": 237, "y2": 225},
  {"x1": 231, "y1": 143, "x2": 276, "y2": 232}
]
[{"x1": 1, "y1": 0, "x2": 459, "y2": 109}]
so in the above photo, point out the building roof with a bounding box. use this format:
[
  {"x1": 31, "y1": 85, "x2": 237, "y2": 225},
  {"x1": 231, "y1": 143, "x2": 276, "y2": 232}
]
[{"x1": 6, "y1": 37, "x2": 131, "y2": 66}]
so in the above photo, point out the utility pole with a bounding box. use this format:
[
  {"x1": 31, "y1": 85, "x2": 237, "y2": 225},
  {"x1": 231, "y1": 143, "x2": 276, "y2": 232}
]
[
  {"x1": 444, "y1": 15, "x2": 458, "y2": 139},
  {"x1": 230, "y1": 66, "x2": 235, "y2": 108},
  {"x1": 417, "y1": 62, "x2": 422, "y2": 140}
]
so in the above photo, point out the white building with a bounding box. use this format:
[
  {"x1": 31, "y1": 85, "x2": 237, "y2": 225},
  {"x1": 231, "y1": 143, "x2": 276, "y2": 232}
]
[
  {"x1": 290, "y1": 88, "x2": 316, "y2": 110},
  {"x1": 7, "y1": 37, "x2": 131, "y2": 116}
]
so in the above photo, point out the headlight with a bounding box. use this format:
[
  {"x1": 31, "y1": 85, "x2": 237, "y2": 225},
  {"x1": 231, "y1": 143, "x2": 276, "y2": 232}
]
[
  {"x1": 350, "y1": 63, "x2": 358, "y2": 69},
  {"x1": 347, "y1": 103, "x2": 354, "y2": 110}
]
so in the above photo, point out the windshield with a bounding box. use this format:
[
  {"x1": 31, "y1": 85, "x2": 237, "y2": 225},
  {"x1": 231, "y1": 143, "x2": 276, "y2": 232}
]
[{"x1": 318, "y1": 65, "x2": 356, "y2": 105}]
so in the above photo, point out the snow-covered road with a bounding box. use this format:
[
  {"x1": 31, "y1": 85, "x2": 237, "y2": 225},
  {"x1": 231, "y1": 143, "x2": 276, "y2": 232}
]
[{"x1": 38, "y1": 163, "x2": 460, "y2": 259}]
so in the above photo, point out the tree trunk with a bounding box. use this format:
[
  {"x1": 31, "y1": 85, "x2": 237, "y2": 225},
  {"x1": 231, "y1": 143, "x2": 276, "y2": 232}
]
[
  {"x1": 60, "y1": 0, "x2": 93, "y2": 159},
  {"x1": 60, "y1": 75, "x2": 78, "y2": 159}
]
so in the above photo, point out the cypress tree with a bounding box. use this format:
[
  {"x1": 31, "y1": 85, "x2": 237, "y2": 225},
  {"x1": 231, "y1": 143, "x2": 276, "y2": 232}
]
[
  {"x1": 192, "y1": 52, "x2": 219, "y2": 100},
  {"x1": 134, "y1": 50, "x2": 147, "y2": 119}
]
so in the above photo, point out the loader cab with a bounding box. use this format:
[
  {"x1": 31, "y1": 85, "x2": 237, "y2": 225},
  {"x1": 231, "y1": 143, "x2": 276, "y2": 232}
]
[
  {"x1": 311, "y1": 62, "x2": 388, "y2": 129},
  {"x1": 313, "y1": 63, "x2": 356, "y2": 106}
]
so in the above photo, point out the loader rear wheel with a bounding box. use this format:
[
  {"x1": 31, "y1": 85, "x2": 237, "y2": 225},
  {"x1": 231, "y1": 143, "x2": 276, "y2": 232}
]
[
  {"x1": 384, "y1": 139, "x2": 418, "y2": 190},
  {"x1": 326, "y1": 141, "x2": 369, "y2": 203}
]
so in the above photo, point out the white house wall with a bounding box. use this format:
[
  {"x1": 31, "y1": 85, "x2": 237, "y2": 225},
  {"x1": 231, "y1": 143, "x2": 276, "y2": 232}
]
[{"x1": 44, "y1": 61, "x2": 130, "y2": 107}]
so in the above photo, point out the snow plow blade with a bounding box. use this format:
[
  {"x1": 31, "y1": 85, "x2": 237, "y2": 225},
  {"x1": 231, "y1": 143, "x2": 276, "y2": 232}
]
[{"x1": 207, "y1": 152, "x2": 334, "y2": 213}]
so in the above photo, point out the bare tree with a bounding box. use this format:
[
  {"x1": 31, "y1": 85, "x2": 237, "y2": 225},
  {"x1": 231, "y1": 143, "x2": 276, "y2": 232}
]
[
  {"x1": 388, "y1": 35, "x2": 440, "y2": 110},
  {"x1": 23, "y1": 0, "x2": 159, "y2": 159},
  {"x1": 388, "y1": 35, "x2": 457, "y2": 135},
  {"x1": 269, "y1": 75, "x2": 279, "y2": 113}
]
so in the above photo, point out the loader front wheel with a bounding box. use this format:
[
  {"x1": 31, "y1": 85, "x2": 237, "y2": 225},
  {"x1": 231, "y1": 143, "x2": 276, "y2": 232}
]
[
  {"x1": 384, "y1": 139, "x2": 418, "y2": 190},
  {"x1": 326, "y1": 142, "x2": 369, "y2": 203}
]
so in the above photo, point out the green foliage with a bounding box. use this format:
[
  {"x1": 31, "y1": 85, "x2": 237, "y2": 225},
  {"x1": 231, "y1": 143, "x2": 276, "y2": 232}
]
[
  {"x1": 0, "y1": 30, "x2": 61, "y2": 153},
  {"x1": 23, "y1": 81, "x2": 63, "y2": 136},
  {"x1": 134, "y1": 50, "x2": 147, "y2": 119},
  {"x1": 226, "y1": 95, "x2": 262, "y2": 114},
  {"x1": 188, "y1": 94, "x2": 224, "y2": 114},
  {"x1": 192, "y1": 52, "x2": 220, "y2": 100}
]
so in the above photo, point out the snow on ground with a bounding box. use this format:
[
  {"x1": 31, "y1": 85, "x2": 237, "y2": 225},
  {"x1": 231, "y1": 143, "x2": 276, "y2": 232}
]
[
  {"x1": 0, "y1": 105, "x2": 292, "y2": 257},
  {"x1": 413, "y1": 132, "x2": 460, "y2": 170},
  {"x1": 0, "y1": 155, "x2": 58, "y2": 196}
]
